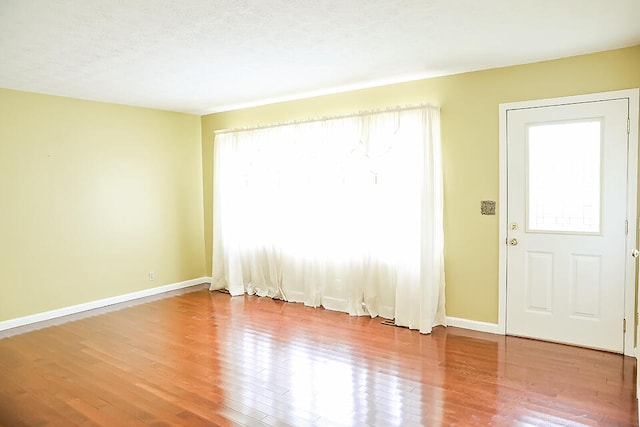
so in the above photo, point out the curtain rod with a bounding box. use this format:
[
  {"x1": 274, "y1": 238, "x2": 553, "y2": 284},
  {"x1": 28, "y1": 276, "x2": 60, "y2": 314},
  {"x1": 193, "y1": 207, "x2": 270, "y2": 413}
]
[{"x1": 213, "y1": 103, "x2": 439, "y2": 135}]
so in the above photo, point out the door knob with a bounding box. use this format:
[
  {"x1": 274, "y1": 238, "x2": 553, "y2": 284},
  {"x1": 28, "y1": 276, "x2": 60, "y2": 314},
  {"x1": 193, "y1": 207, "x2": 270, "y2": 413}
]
[
  {"x1": 509, "y1": 238, "x2": 518, "y2": 246},
  {"x1": 632, "y1": 249, "x2": 639, "y2": 258}
]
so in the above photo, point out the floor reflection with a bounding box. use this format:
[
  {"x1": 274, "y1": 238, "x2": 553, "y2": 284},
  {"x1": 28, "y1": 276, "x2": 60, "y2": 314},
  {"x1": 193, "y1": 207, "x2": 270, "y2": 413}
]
[
  {"x1": 1, "y1": 289, "x2": 635, "y2": 425},
  {"x1": 213, "y1": 292, "x2": 636, "y2": 426}
]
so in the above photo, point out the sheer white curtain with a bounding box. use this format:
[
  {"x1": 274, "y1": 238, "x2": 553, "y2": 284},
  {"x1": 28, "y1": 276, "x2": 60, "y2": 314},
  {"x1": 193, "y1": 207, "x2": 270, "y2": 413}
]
[{"x1": 211, "y1": 105, "x2": 445, "y2": 333}]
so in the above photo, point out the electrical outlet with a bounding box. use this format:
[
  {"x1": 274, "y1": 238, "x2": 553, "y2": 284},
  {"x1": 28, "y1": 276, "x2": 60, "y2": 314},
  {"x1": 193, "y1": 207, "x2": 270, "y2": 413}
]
[{"x1": 148, "y1": 271, "x2": 155, "y2": 281}]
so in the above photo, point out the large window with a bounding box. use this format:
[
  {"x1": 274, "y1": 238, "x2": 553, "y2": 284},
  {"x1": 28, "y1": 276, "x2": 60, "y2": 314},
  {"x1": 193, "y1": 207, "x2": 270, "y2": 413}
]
[{"x1": 212, "y1": 105, "x2": 445, "y2": 333}]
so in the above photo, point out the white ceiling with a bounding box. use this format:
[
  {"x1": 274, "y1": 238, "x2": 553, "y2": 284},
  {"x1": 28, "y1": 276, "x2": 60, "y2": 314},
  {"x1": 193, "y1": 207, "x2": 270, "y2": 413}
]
[{"x1": 1, "y1": 0, "x2": 639, "y2": 115}]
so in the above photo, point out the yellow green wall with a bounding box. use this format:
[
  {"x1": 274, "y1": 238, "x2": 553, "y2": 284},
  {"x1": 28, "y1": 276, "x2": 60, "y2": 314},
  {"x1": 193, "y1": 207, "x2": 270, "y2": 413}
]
[
  {"x1": 0, "y1": 89, "x2": 206, "y2": 322},
  {"x1": 2, "y1": 46, "x2": 638, "y2": 325},
  {"x1": 201, "y1": 45, "x2": 640, "y2": 324}
]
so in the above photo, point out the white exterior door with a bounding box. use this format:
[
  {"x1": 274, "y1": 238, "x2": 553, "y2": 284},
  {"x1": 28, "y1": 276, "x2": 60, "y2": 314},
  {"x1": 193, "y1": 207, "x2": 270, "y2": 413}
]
[{"x1": 505, "y1": 95, "x2": 634, "y2": 353}]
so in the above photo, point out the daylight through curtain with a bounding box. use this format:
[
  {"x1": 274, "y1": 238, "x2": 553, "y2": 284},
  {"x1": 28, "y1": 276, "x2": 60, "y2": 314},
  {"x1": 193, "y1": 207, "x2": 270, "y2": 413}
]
[{"x1": 211, "y1": 105, "x2": 445, "y2": 333}]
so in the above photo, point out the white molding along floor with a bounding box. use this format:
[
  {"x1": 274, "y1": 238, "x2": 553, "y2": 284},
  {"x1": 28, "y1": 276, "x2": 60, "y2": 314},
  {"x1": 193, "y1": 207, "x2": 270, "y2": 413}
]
[
  {"x1": 446, "y1": 317, "x2": 501, "y2": 335},
  {"x1": 0, "y1": 277, "x2": 212, "y2": 337}
]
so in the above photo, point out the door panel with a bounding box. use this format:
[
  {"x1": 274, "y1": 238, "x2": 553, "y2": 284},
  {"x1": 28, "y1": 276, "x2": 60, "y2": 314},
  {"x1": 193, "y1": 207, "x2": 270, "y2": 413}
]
[
  {"x1": 506, "y1": 99, "x2": 628, "y2": 353},
  {"x1": 525, "y1": 251, "x2": 553, "y2": 313},
  {"x1": 570, "y1": 254, "x2": 600, "y2": 318}
]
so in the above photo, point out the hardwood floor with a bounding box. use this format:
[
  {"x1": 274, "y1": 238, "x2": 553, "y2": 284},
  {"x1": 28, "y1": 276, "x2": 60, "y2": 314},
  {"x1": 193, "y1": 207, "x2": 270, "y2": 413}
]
[{"x1": 0, "y1": 288, "x2": 636, "y2": 426}]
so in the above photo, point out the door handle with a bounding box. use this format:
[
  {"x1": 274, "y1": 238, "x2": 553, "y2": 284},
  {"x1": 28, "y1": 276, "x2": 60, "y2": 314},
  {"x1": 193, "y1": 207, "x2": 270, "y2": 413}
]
[
  {"x1": 632, "y1": 249, "x2": 639, "y2": 258},
  {"x1": 509, "y1": 238, "x2": 518, "y2": 246}
]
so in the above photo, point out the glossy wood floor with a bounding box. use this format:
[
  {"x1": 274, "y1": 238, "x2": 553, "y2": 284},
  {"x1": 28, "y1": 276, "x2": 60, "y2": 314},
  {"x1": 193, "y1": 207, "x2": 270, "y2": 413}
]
[{"x1": 0, "y1": 288, "x2": 637, "y2": 426}]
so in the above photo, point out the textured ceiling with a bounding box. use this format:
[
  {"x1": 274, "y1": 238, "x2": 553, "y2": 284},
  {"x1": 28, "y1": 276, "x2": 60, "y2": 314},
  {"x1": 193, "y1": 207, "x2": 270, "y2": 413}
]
[{"x1": 1, "y1": 0, "x2": 639, "y2": 115}]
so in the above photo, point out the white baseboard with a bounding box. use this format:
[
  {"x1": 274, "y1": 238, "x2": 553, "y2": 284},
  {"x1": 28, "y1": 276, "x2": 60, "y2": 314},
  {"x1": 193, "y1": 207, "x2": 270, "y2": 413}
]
[
  {"x1": 446, "y1": 316, "x2": 501, "y2": 335},
  {"x1": 0, "y1": 276, "x2": 213, "y2": 332}
]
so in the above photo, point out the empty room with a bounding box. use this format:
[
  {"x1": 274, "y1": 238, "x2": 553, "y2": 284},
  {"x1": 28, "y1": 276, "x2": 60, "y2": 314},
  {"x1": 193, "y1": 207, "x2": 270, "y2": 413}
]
[{"x1": 1, "y1": 1, "x2": 640, "y2": 425}]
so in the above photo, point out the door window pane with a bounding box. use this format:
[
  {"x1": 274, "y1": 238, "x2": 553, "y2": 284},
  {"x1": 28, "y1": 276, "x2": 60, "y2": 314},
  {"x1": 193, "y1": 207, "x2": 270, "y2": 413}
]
[{"x1": 527, "y1": 120, "x2": 601, "y2": 233}]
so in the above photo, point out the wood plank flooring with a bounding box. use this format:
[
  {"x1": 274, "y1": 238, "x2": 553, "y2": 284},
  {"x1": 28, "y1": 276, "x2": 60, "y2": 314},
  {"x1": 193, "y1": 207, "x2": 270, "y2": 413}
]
[{"x1": 0, "y1": 288, "x2": 637, "y2": 426}]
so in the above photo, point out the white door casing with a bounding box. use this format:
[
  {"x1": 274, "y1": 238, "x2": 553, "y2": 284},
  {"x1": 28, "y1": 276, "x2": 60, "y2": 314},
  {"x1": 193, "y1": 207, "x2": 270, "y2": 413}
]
[
  {"x1": 508, "y1": 100, "x2": 627, "y2": 352},
  {"x1": 498, "y1": 89, "x2": 639, "y2": 356}
]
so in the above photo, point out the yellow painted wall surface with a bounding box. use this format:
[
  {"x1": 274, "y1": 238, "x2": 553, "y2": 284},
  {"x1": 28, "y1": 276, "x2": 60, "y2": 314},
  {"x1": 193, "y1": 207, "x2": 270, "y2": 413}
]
[
  {"x1": 201, "y1": 46, "x2": 640, "y2": 324},
  {"x1": 3, "y1": 46, "x2": 637, "y2": 325},
  {"x1": 0, "y1": 89, "x2": 206, "y2": 321}
]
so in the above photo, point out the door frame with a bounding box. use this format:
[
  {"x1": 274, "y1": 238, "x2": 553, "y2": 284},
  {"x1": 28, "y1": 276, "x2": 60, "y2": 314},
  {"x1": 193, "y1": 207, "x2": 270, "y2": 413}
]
[{"x1": 498, "y1": 89, "x2": 639, "y2": 357}]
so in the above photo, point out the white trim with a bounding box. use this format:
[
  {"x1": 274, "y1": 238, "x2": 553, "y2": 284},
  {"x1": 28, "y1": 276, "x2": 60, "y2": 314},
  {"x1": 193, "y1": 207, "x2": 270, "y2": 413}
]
[
  {"x1": 446, "y1": 317, "x2": 501, "y2": 335},
  {"x1": 626, "y1": 90, "x2": 639, "y2": 358},
  {"x1": 498, "y1": 100, "x2": 509, "y2": 335},
  {"x1": 0, "y1": 277, "x2": 212, "y2": 332},
  {"x1": 498, "y1": 89, "x2": 639, "y2": 357}
]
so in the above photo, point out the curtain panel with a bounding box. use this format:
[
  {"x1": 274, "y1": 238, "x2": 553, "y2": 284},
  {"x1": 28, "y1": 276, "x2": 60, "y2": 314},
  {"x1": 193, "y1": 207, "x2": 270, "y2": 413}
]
[{"x1": 211, "y1": 105, "x2": 445, "y2": 333}]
